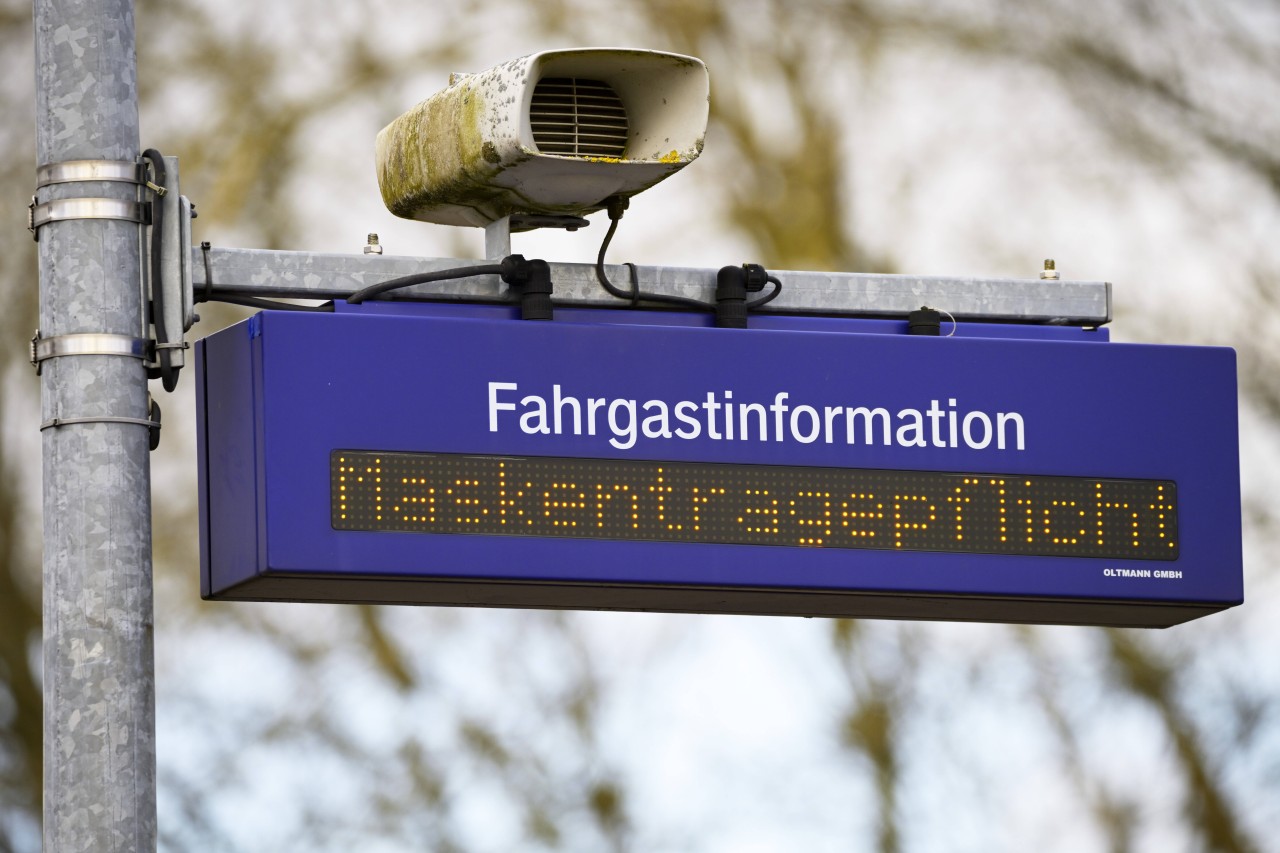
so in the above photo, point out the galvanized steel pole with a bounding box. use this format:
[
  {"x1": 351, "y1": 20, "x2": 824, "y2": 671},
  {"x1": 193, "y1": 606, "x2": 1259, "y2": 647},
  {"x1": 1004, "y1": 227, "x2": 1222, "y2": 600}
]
[{"x1": 34, "y1": 0, "x2": 157, "y2": 849}]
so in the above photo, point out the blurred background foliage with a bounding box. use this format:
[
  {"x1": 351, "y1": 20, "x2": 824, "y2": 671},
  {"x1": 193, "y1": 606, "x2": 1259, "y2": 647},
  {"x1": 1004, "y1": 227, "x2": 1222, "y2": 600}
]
[{"x1": 2, "y1": 0, "x2": 1278, "y2": 850}]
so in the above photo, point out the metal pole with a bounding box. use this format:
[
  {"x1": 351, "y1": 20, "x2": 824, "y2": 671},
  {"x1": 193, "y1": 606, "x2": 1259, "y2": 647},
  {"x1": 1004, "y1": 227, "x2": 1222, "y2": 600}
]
[{"x1": 34, "y1": 0, "x2": 156, "y2": 849}]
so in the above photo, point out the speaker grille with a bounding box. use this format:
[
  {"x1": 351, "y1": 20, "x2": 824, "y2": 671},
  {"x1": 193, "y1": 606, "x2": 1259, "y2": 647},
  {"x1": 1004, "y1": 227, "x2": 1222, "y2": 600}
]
[{"x1": 530, "y1": 77, "x2": 629, "y2": 158}]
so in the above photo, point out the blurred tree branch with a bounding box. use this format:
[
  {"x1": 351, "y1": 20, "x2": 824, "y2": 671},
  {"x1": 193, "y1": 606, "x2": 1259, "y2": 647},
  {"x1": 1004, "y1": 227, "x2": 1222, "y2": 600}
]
[
  {"x1": 1, "y1": 1, "x2": 1278, "y2": 850},
  {"x1": 1105, "y1": 630, "x2": 1259, "y2": 853}
]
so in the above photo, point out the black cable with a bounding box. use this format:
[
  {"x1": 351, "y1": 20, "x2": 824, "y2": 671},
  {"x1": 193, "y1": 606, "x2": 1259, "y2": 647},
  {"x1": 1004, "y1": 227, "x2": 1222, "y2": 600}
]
[
  {"x1": 595, "y1": 199, "x2": 713, "y2": 312},
  {"x1": 346, "y1": 264, "x2": 504, "y2": 304},
  {"x1": 196, "y1": 241, "x2": 333, "y2": 312},
  {"x1": 141, "y1": 149, "x2": 177, "y2": 391},
  {"x1": 746, "y1": 275, "x2": 783, "y2": 309},
  {"x1": 593, "y1": 215, "x2": 632, "y2": 302},
  {"x1": 201, "y1": 241, "x2": 214, "y2": 304},
  {"x1": 206, "y1": 294, "x2": 335, "y2": 312},
  {"x1": 197, "y1": 248, "x2": 505, "y2": 312}
]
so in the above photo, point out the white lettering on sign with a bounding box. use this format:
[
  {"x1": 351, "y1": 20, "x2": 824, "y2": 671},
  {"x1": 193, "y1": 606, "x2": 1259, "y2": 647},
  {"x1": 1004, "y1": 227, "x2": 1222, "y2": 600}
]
[
  {"x1": 487, "y1": 382, "x2": 1027, "y2": 452},
  {"x1": 1104, "y1": 568, "x2": 1184, "y2": 579}
]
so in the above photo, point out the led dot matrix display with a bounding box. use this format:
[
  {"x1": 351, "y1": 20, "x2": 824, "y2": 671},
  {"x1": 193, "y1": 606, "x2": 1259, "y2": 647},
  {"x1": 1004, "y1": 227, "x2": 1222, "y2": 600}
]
[{"x1": 332, "y1": 450, "x2": 1178, "y2": 560}]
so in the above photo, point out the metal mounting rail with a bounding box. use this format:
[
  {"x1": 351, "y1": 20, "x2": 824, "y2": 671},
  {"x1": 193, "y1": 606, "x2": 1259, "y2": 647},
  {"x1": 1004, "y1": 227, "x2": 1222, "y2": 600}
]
[{"x1": 193, "y1": 246, "x2": 1111, "y2": 325}]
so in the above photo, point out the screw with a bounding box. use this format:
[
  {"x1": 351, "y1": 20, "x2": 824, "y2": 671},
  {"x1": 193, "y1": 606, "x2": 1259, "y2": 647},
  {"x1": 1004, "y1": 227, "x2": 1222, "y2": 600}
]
[
  {"x1": 1040, "y1": 258, "x2": 1059, "y2": 281},
  {"x1": 364, "y1": 233, "x2": 383, "y2": 255}
]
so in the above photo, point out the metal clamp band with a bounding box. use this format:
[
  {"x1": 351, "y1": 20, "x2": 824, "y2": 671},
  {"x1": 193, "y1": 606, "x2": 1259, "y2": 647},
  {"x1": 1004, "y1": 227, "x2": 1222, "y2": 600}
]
[
  {"x1": 40, "y1": 397, "x2": 163, "y2": 451},
  {"x1": 29, "y1": 198, "x2": 149, "y2": 240},
  {"x1": 36, "y1": 159, "x2": 142, "y2": 188},
  {"x1": 31, "y1": 333, "x2": 149, "y2": 375},
  {"x1": 40, "y1": 416, "x2": 159, "y2": 431}
]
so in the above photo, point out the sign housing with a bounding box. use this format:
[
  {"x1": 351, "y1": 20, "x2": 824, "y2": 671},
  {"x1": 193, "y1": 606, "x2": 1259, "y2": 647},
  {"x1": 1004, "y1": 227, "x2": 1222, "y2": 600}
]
[{"x1": 197, "y1": 303, "x2": 1242, "y2": 627}]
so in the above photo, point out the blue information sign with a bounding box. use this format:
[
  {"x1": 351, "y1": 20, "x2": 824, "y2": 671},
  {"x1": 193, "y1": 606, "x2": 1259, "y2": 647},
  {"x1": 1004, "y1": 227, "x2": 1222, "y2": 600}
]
[{"x1": 197, "y1": 303, "x2": 1243, "y2": 627}]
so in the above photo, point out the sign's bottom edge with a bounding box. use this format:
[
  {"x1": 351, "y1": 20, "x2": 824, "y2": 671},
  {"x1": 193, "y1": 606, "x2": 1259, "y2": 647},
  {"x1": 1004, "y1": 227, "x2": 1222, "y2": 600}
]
[{"x1": 204, "y1": 573, "x2": 1236, "y2": 629}]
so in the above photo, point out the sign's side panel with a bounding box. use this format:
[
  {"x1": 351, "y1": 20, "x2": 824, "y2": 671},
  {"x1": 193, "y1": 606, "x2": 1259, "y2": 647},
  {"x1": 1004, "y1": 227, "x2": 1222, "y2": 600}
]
[
  {"x1": 1209, "y1": 347, "x2": 1243, "y2": 597},
  {"x1": 198, "y1": 318, "x2": 268, "y2": 597},
  {"x1": 196, "y1": 339, "x2": 211, "y2": 598}
]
